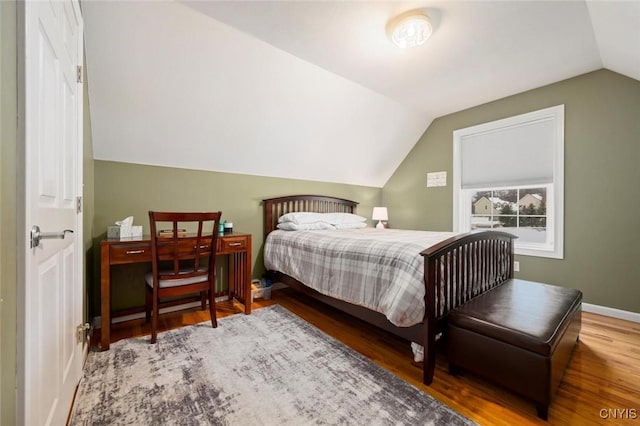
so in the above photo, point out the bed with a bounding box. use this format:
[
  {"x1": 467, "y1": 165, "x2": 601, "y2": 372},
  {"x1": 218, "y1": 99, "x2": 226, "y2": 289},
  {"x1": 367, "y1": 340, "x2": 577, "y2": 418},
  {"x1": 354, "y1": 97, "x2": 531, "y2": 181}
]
[{"x1": 263, "y1": 194, "x2": 516, "y2": 385}]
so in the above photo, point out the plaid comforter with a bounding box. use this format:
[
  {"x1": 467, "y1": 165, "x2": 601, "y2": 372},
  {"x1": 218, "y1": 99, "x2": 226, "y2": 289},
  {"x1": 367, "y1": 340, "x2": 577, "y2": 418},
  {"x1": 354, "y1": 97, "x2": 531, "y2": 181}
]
[{"x1": 264, "y1": 228, "x2": 458, "y2": 327}]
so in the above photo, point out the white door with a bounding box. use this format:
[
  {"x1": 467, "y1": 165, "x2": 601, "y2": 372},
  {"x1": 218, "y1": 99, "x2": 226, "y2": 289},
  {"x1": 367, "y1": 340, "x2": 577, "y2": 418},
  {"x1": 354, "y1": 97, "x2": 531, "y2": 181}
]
[{"x1": 23, "y1": 1, "x2": 84, "y2": 424}]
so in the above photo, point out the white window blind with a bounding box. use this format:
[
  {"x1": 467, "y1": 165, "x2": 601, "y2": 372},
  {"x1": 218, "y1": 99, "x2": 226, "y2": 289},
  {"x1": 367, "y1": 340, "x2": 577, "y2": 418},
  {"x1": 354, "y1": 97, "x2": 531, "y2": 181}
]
[{"x1": 460, "y1": 118, "x2": 555, "y2": 189}]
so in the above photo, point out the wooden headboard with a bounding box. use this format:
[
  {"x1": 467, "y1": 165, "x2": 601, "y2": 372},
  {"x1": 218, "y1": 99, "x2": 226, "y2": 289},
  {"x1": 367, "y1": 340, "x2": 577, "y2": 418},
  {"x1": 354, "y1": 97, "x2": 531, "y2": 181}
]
[{"x1": 263, "y1": 195, "x2": 359, "y2": 237}]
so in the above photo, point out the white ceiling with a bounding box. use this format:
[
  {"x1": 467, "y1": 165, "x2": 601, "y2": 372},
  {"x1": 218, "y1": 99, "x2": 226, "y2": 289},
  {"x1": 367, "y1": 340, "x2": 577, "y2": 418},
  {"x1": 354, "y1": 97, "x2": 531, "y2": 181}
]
[{"x1": 83, "y1": 1, "x2": 640, "y2": 188}]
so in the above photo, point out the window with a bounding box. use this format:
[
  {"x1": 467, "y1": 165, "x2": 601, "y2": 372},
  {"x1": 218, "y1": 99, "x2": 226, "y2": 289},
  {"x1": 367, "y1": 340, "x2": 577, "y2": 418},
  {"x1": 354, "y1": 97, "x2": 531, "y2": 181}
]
[{"x1": 453, "y1": 105, "x2": 564, "y2": 259}]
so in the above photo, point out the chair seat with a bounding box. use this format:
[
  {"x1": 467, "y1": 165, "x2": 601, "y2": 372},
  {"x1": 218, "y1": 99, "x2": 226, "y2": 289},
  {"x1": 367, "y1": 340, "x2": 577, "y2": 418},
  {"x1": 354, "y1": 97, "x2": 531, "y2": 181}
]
[{"x1": 145, "y1": 267, "x2": 208, "y2": 289}]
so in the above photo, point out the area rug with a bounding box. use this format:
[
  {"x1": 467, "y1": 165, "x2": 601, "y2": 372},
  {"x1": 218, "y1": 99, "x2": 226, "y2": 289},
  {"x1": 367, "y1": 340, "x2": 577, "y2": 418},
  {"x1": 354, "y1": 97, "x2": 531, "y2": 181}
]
[{"x1": 70, "y1": 305, "x2": 474, "y2": 425}]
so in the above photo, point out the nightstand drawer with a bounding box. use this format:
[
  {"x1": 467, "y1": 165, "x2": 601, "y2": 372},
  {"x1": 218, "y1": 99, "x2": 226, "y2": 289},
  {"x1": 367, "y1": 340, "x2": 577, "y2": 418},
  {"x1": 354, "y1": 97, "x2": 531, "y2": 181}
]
[
  {"x1": 110, "y1": 243, "x2": 152, "y2": 264},
  {"x1": 219, "y1": 235, "x2": 249, "y2": 253}
]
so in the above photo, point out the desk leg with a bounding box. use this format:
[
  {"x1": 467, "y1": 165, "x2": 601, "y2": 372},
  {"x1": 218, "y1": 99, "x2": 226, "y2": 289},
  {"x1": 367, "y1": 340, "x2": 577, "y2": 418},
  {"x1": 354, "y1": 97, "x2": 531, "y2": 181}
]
[
  {"x1": 100, "y1": 243, "x2": 111, "y2": 350},
  {"x1": 244, "y1": 239, "x2": 252, "y2": 314}
]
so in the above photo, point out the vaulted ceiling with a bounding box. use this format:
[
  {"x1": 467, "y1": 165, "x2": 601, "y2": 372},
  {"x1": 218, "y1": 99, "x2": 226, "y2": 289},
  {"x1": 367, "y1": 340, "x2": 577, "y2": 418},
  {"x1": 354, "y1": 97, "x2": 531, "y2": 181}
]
[{"x1": 83, "y1": 1, "x2": 640, "y2": 188}]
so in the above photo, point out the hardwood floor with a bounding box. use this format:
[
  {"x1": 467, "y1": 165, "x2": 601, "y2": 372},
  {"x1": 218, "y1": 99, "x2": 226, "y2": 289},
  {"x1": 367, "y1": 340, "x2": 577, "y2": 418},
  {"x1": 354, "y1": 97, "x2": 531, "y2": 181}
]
[{"x1": 95, "y1": 289, "x2": 640, "y2": 425}]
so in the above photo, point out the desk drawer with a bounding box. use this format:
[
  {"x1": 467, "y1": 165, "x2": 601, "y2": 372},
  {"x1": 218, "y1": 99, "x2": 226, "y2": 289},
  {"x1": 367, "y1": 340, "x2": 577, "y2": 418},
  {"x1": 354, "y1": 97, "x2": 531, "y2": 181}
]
[
  {"x1": 219, "y1": 235, "x2": 249, "y2": 253},
  {"x1": 110, "y1": 243, "x2": 152, "y2": 264}
]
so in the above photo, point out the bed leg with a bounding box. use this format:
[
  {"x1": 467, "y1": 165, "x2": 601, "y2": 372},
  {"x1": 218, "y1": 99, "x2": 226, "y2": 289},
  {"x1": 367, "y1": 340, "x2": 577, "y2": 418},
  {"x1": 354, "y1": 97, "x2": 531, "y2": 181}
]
[
  {"x1": 423, "y1": 354, "x2": 435, "y2": 385},
  {"x1": 423, "y1": 332, "x2": 436, "y2": 385}
]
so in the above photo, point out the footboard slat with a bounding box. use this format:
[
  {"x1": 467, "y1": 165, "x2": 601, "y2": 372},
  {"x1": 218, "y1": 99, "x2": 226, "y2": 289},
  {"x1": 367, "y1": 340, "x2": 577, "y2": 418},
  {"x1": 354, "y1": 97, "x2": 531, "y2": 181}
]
[{"x1": 463, "y1": 245, "x2": 471, "y2": 306}]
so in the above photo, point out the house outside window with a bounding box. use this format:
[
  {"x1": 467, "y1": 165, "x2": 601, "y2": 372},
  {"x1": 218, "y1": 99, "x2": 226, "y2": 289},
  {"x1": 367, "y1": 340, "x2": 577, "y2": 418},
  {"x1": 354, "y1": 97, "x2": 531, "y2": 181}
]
[
  {"x1": 453, "y1": 105, "x2": 564, "y2": 259},
  {"x1": 470, "y1": 187, "x2": 549, "y2": 245}
]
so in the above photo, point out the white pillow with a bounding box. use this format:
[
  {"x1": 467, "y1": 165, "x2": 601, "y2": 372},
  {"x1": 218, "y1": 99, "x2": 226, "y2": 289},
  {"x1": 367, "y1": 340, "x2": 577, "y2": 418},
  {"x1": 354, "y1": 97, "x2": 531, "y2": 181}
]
[
  {"x1": 334, "y1": 222, "x2": 367, "y2": 230},
  {"x1": 278, "y1": 212, "x2": 366, "y2": 225},
  {"x1": 322, "y1": 212, "x2": 367, "y2": 225},
  {"x1": 277, "y1": 221, "x2": 336, "y2": 231},
  {"x1": 278, "y1": 212, "x2": 325, "y2": 224}
]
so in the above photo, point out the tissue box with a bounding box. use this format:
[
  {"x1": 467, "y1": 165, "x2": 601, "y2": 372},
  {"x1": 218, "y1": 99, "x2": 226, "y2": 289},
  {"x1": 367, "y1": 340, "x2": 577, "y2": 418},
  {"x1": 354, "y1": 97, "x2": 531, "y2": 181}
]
[
  {"x1": 107, "y1": 226, "x2": 122, "y2": 239},
  {"x1": 130, "y1": 226, "x2": 143, "y2": 238},
  {"x1": 107, "y1": 225, "x2": 143, "y2": 240}
]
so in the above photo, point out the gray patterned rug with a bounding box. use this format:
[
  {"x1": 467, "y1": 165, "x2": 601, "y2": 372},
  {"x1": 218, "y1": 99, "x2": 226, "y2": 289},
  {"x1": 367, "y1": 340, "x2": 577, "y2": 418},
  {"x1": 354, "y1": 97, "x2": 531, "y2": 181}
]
[{"x1": 70, "y1": 305, "x2": 474, "y2": 425}]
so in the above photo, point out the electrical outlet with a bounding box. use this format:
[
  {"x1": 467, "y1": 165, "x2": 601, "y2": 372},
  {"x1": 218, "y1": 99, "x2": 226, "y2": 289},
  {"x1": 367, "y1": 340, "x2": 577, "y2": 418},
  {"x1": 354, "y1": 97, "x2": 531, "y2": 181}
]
[{"x1": 514, "y1": 261, "x2": 520, "y2": 272}]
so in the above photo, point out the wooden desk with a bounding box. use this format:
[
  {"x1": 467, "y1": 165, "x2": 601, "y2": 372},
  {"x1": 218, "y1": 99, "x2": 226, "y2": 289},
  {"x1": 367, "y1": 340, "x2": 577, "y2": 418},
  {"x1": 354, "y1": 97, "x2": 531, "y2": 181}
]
[{"x1": 100, "y1": 232, "x2": 252, "y2": 350}]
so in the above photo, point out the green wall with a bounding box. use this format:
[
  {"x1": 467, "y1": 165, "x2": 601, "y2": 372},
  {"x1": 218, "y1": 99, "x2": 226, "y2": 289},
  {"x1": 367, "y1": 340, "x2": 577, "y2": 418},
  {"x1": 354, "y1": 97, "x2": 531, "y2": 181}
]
[
  {"x1": 383, "y1": 69, "x2": 640, "y2": 313},
  {"x1": 1, "y1": 1, "x2": 17, "y2": 423},
  {"x1": 92, "y1": 160, "x2": 380, "y2": 314}
]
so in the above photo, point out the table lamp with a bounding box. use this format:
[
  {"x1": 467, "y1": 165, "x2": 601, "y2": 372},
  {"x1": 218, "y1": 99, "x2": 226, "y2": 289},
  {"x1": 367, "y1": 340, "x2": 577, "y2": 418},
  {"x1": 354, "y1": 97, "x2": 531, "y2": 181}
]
[{"x1": 372, "y1": 207, "x2": 388, "y2": 229}]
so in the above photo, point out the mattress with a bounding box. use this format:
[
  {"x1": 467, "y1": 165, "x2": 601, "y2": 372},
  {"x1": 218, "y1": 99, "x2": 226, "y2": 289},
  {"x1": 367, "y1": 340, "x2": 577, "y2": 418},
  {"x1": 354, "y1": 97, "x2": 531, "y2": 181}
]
[{"x1": 264, "y1": 228, "x2": 458, "y2": 327}]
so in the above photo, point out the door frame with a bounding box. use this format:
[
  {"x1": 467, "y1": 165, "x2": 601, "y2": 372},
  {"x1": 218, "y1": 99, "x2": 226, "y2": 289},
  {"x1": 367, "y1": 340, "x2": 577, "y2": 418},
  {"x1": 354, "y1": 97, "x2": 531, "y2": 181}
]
[{"x1": 16, "y1": 1, "x2": 27, "y2": 420}]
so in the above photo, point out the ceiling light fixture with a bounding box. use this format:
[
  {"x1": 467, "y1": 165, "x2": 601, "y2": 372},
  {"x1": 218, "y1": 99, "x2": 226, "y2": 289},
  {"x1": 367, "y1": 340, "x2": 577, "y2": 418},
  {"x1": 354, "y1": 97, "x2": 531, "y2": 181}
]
[{"x1": 387, "y1": 11, "x2": 433, "y2": 49}]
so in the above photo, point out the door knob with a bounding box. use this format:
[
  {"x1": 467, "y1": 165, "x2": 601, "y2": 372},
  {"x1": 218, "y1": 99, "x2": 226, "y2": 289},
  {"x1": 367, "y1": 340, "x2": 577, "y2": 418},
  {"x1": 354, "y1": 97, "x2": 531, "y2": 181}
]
[{"x1": 30, "y1": 225, "x2": 74, "y2": 248}]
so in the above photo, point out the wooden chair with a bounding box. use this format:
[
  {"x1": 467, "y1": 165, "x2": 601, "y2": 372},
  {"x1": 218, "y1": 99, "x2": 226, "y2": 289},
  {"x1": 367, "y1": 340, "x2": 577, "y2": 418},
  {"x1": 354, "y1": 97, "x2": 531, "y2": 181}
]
[{"x1": 145, "y1": 211, "x2": 222, "y2": 343}]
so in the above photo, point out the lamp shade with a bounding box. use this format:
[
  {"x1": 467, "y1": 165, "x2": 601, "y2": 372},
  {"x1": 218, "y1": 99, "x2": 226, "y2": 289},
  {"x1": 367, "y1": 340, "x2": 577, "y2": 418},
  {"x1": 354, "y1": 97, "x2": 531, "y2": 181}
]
[{"x1": 372, "y1": 207, "x2": 388, "y2": 221}]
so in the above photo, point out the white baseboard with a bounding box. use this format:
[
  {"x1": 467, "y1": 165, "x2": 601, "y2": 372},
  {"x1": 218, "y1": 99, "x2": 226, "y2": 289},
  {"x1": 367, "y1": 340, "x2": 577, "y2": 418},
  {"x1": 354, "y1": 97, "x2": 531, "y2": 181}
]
[
  {"x1": 92, "y1": 296, "x2": 230, "y2": 329},
  {"x1": 582, "y1": 303, "x2": 640, "y2": 323}
]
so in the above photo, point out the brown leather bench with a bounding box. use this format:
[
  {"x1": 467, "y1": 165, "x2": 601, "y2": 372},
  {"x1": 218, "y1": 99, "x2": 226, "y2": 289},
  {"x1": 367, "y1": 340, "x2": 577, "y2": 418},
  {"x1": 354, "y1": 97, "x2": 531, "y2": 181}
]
[{"x1": 446, "y1": 279, "x2": 582, "y2": 420}]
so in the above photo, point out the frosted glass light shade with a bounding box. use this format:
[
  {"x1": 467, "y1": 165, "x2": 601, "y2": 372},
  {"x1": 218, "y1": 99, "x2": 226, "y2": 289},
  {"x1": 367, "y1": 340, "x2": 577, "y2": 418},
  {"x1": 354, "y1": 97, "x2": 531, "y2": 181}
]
[{"x1": 388, "y1": 13, "x2": 432, "y2": 48}]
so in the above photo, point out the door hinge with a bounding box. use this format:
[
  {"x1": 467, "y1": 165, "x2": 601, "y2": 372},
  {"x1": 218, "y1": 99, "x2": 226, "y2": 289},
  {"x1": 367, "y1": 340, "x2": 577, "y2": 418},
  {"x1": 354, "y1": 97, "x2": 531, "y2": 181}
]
[
  {"x1": 76, "y1": 323, "x2": 91, "y2": 344},
  {"x1": 76, "y1": 196, "x2": 82, "y2": 213},
  {"x1": 77, "y1": 65, "x2": 83, "y2": 83}
]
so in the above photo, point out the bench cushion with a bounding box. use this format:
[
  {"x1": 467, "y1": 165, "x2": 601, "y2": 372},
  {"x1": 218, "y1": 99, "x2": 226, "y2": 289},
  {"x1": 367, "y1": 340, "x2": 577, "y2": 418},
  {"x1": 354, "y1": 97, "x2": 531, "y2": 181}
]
[{"x1": 448, "y1": 279, "x2": 582, "y2": 356}]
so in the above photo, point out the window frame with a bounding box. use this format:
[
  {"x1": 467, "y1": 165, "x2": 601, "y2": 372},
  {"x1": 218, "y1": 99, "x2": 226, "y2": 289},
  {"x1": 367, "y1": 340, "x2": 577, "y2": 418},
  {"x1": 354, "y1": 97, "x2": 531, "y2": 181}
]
[{"x1": 453, "y1": 105, "x2": 564, "y2": 259}]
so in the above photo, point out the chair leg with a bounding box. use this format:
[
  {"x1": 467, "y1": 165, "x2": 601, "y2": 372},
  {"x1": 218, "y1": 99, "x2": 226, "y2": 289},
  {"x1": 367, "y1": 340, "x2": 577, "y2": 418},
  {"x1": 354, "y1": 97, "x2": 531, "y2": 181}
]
[
  {"x1": 151, "y1": 294, "x2": 158, "y2": 344},
  {"x1": 209, "y1": 289, "x2": 218, "y2": 329},
  {"x1": 200, "y1": 291, "x2": 207, "y2": 310}
]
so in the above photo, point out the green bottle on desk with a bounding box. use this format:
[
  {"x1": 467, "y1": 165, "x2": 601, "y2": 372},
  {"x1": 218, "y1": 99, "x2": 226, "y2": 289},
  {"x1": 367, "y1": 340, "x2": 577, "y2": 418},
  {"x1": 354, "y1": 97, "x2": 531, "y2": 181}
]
[{"x1": 218, "y1": 220, "x2": 225, "y2": 236}]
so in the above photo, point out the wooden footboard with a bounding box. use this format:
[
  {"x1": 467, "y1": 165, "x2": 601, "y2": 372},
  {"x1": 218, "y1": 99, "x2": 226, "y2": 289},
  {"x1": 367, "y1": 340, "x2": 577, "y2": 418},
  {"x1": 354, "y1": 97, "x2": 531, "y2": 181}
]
[
  {"x1": 420, "y1": 231, "x2": 515, "y2": 384},
  {"x1": 263, "y1": 195, "x2": 516, "y2": 385}
]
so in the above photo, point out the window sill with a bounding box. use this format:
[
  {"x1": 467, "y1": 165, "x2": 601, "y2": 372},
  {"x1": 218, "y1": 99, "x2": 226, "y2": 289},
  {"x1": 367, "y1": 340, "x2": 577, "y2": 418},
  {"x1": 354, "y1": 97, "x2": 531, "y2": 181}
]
[{"x1": 515, "y1": 245, "x2": 563, "y2": 259}]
